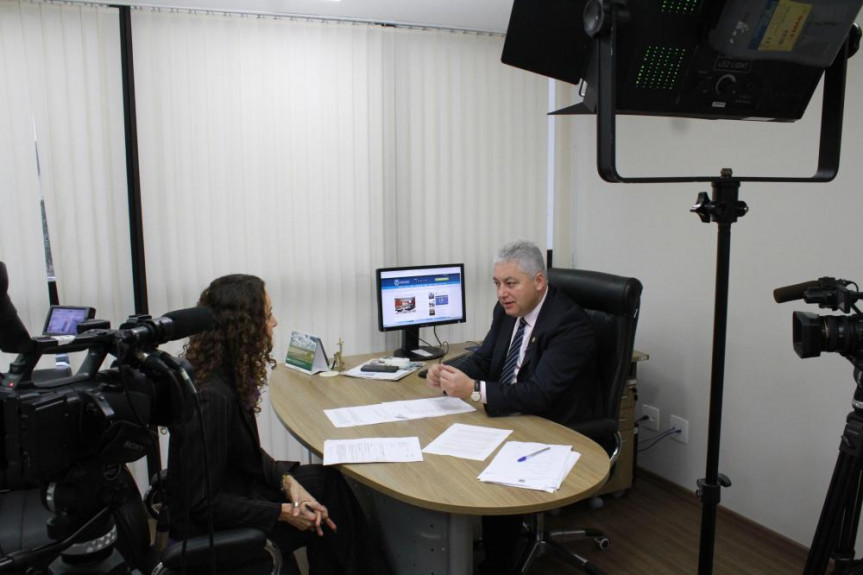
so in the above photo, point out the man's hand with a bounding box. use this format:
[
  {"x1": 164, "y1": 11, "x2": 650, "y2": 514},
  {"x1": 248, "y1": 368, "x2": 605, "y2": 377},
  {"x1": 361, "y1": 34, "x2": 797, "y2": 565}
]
[
  {"x1": 437, "y1": 365, "x2": 474, "y2": 399},
  {"x1": 425, "y1": 363, "x2": 445, "y2": 391}
]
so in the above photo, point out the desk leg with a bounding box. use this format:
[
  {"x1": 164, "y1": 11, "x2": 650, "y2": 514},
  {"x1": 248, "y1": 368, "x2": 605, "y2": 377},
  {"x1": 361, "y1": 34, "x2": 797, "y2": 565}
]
[
  {"x1": 349, "y1": 481, "x2": 474, "y2": 575},
  {"x1": 447, "y1": 513, "x2": 473, "y2": 574}
]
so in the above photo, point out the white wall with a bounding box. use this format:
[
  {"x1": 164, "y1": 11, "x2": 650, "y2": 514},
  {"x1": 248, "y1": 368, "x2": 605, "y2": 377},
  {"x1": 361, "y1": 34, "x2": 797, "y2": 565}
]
[{"x1": 563, "y1": 51, "x2": 863, "y2": 547}]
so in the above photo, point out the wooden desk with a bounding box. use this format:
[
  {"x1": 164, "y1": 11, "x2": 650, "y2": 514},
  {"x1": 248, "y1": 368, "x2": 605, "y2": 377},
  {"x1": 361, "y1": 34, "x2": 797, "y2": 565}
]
[{"x1": 270, "y1": 348, "x2": 610, "y2": 574}]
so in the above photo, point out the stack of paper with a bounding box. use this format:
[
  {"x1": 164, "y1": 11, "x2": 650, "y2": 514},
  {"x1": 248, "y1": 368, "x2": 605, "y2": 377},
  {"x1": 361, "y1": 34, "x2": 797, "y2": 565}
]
[{"x1": 477, "y1": 441, "x2": 580, "y2": 492}]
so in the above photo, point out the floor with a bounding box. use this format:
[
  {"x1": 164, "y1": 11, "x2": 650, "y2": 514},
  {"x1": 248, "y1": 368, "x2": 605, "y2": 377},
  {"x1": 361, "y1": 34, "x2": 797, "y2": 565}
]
[{"x1": 295, "y1": 469, "x2": 812, "y2": 574}]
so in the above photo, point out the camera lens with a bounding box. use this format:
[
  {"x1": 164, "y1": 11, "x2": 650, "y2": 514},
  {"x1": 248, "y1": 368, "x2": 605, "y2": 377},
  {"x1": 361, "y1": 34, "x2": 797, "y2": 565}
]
[
  {"x1": 793, "y1": 311, "x2": 863, "y2": 358},
  {"x1": 793, "y1": 311, "x2": 824, "y2": 358}
]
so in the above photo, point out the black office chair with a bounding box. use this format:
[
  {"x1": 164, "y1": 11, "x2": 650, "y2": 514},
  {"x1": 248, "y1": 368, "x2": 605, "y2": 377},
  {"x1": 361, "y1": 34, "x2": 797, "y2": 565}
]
[
  {"x1": 518, "y1": 268, "x2": 643, "y2": 575},
  {"x1": 145, "y1": 469, "x2": 288, "y2": 575}
]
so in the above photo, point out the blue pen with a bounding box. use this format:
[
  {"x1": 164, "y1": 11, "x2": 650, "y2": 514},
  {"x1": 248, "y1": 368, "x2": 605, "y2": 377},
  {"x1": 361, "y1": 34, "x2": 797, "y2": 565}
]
[{"x1": 517, "y1": 446, "x2": 550, "y2": 462}]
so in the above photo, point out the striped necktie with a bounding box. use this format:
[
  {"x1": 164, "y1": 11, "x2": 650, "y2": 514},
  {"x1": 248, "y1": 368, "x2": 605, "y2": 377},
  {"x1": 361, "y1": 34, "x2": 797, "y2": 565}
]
[{"x1": 500, "y1": 317, "x2": 527, "y2": 385}]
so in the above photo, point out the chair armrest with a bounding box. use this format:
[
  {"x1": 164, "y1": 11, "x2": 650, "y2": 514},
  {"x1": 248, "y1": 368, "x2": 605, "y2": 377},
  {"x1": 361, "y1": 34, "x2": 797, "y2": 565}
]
[
  {"x1": 570, "y1": 419, "x2": 617, "y2": 442},
  {"x1": 570, "y1": 419, "x2": 622, "y2": 465},
  {"x1": 160, "y1": 528, "x2": 267, "y2": 569}
]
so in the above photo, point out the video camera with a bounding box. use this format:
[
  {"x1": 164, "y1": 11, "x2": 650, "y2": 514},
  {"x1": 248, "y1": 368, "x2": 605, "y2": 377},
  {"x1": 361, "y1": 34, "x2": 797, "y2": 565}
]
[
  {"x1": 0, "y1": 262, "x2": 212, "y2": 573},
  {"x1": 773, "y1": 277, "x2": 863, "y2": 360}
]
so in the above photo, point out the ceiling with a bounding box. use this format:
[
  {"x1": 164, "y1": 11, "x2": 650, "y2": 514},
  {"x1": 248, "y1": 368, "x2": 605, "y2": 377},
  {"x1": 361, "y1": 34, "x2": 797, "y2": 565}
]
[{"x1": 92, "y1": 0, "x2": 517, "y2": 33}]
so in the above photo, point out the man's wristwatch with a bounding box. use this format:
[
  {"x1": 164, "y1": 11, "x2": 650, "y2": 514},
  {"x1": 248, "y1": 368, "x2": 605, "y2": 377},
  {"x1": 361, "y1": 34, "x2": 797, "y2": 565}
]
[{"x1": 471, "y1": 380, "x2": 482, "y2": 402}]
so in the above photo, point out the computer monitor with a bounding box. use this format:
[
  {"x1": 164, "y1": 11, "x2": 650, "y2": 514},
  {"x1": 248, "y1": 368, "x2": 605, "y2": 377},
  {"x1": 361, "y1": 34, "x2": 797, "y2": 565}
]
[{"x1": 375, "y1": 263, "x2": 466, "y2": 360}]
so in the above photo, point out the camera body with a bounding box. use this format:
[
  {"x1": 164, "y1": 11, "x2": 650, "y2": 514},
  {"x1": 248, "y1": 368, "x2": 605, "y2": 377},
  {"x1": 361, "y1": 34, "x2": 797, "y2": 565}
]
[
  {"x1": 0, "y1": 263, "x2": 213, "y2": 572},
  {"x1": 1, "y1": 315, "x2": 202, "y2": 495},
  {"x1": 777, "y1": 277, "x2": 863, "y2": 360}
]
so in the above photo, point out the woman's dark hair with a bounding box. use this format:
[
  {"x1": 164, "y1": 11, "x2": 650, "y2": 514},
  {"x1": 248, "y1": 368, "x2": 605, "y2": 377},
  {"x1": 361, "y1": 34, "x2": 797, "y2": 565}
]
[{"x1": 183, "y1": 274, "x2": 276, "y2": 412}]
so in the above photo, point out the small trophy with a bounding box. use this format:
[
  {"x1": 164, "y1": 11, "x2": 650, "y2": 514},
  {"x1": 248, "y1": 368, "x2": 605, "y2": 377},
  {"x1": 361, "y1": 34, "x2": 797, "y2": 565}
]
[{"x1": 331, "y1": 337, "x2": 346, "y2": 372}]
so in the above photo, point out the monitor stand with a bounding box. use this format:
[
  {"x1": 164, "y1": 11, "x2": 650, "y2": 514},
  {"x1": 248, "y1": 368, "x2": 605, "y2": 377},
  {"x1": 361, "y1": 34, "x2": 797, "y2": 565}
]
[{"x1": 394, "y1": 327, "x2": 445, "y2": 361}]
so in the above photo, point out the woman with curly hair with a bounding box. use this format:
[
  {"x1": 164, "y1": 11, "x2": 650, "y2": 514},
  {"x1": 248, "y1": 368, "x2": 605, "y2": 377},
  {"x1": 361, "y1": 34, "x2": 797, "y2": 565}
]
[{"x1": 167, "y1": 274, "x2": 388, "y2": 574}]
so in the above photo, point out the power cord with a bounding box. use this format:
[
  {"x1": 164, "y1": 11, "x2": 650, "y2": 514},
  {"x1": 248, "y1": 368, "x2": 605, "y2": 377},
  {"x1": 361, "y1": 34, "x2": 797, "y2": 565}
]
[
  {"x1": 427, "y1": 326, "x2": 449, "y2": 355},
  {"x1": 638, "y1": 426, "x2": 682, "y2": 452}
]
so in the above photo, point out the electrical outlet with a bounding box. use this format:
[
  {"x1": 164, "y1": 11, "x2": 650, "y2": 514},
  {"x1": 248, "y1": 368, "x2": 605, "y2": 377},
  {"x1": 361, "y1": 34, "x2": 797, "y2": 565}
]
[
  {"x1": 641, "y1": 404, "x2": 659, "y2": 431},
  {"x1": 671, "y1": 415, "x2": 689, "y2": 444}
]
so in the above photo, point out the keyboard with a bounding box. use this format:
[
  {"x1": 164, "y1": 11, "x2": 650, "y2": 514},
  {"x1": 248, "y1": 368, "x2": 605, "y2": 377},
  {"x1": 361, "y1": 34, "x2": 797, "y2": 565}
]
[{"x1": 417, "y1": 352, "x2": 474, "y2": 379}]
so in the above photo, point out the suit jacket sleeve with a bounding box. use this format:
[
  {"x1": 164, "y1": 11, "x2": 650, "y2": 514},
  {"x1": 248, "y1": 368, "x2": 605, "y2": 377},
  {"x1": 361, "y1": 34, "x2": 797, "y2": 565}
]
[{"x1": 261, "y1": 450, "x2": 300, "y2": 488}]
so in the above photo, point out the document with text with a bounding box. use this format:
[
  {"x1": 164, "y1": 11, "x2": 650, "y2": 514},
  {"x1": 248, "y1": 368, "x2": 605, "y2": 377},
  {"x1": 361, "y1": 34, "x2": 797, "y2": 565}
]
[
  {"x1": 477, "y1": 441, "x2": 580, "y2": 492},
  {"x1": 381, "y1": 397, "x2": 476, "y2": 420},
  {"x1": 323, "y1": 437, "x2": 423, "y2": 465},
  {"x1": 324, "y1": 397, "x2": 475, "y2": 428},
  {"x1": 324, "y1": 404, "x2": 404, "y2": 428},
  {"x1": 422, "y1": 423, "x2": 513, "y2": 461}
]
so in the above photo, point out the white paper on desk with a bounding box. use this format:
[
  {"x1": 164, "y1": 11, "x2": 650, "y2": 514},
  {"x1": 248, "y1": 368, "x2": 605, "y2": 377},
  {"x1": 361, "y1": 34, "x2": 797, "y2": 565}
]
[
  {"x1": 323, "y1": 437, "x2": 423, "y2": 465},
  {"x1": 422, "y1": 423, "x2": 512, "y2": 461},
  {"x1": 342, "y1": 361, "x2": 418, "y2": 381},
  {"x1": 323, "y1": 404, "x2": 403, "y2": 428},
  {"x1": 381, "y1": 396, "x2": 476, "y2": 420},
  {"x1": 478, "y1": 441, "x2": 580, "y2": 492}
]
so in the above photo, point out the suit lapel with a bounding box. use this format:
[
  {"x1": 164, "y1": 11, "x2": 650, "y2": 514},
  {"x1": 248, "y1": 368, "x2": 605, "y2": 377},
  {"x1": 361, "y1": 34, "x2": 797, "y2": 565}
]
[{"x1": 520, "y1": 286, "x2": 558, "y2": 375}]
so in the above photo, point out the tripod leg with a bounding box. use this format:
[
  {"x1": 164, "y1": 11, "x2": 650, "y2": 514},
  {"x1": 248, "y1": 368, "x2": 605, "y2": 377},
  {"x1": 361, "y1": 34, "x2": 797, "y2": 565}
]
[
  {"x1": 832, "y1": 456, "x2": 863, "y2": 571},
  {"x1": 805, "y1": 413, "x2": 863, "y2": 575}
]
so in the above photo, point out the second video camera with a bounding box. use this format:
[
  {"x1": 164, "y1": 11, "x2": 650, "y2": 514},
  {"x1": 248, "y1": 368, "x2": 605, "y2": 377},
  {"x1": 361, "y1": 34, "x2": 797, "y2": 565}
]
[{"x1": 774, "y1": 277, "x2": 863, "y2": 359}]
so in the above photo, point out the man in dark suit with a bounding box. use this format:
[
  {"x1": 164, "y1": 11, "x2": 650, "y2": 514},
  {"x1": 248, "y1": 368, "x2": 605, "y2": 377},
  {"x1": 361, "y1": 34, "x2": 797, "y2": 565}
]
[{"x1": 426, "y1": 240, "x2": 598, "y2": 575}]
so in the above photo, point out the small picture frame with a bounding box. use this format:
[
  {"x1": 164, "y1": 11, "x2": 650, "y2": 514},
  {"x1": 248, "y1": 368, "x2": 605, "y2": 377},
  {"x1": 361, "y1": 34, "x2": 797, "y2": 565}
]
[{"x1": 285, "y1": 331, "x2": 330, "y2": 375}]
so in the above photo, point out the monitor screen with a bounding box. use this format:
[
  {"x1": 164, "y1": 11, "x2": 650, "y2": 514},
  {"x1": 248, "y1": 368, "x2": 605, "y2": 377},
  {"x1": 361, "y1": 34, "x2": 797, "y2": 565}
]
[
  {"x1": 43, "y1": 306, "x2": 95, "y2": 336},
  {"x1": 376, "y1": 263, "x2": 466, "y2": 360}
]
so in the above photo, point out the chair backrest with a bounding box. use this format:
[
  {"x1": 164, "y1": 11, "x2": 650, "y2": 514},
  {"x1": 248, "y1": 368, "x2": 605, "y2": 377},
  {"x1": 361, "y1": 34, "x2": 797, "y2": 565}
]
[{"x1": 547, "y1": 268, "x2": 642, "y2": 430}]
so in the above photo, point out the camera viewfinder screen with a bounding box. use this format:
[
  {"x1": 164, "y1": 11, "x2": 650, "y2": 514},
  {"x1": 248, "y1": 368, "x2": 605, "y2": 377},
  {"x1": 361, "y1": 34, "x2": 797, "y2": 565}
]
[{"x1": 43, "y1": 307, "x2": 93, "y2": 336}]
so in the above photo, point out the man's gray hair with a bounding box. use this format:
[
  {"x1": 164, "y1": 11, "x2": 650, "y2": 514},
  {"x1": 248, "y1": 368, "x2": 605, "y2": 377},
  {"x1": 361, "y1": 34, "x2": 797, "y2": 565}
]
[{"x1": 495, "y1": 240, "x2": 546, "y2": 277}]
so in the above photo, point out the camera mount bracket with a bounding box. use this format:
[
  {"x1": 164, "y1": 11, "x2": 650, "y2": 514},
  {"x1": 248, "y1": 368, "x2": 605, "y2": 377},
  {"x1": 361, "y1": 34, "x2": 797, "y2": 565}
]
[{"x1": 690, "y1": 171, "x2": 748, "y2": 225}]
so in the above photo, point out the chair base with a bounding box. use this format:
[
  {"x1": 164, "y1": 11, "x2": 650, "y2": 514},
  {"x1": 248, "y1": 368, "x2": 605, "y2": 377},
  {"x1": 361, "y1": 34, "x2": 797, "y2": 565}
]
[{"x1": 518, "y1": 513, "x2": 608, "y2": 575}]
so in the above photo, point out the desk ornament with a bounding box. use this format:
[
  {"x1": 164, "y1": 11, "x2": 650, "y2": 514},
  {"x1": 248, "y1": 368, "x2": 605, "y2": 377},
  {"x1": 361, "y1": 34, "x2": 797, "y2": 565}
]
[{"x1": 318, "y1": 337, "x2": 345, "y2": 378}]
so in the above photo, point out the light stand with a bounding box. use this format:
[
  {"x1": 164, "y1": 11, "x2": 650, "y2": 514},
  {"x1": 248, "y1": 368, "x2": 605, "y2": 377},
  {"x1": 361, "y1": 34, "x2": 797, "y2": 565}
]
[
  {"x1": 689, "y1": 171, "x2": 746, "y2": 573},
  {"x1": 568, "y1": 3, "x2": 857, "y2": 573}
]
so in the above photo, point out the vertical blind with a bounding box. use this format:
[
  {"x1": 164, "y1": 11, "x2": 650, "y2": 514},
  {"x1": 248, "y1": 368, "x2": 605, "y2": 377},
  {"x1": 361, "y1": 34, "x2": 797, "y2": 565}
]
[
  {"x1": 0, "y1": 1, "x2": 49, "y2": 366},
  {"x1": 1, "y1": 1, "x2": 132, "y2": 369},
  {"x1": 2, "y1": 2, "x2": 551, "y2": 466}
]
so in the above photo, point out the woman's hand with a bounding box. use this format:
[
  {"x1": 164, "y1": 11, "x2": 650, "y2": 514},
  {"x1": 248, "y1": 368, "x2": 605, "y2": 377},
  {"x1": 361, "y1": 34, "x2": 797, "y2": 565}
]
[{"x1": 280, "y1": 475, "x2": 338, "y2": 536}]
